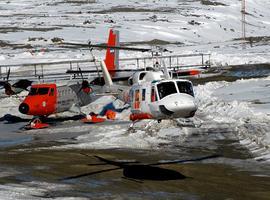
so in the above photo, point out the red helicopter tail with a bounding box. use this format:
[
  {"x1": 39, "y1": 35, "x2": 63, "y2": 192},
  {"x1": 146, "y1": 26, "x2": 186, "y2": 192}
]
[{"x1": 104, "y1": 29, "x2": 119, "y2": 75}]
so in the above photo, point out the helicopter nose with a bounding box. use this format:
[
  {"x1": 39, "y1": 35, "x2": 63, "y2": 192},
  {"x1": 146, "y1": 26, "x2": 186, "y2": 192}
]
[
  {"x1": 19, "y1": 103, "x2": 29, "y2": 114},
  {"x1": 173, "y1": 100, "x2": 197, "y2": 118},
  {"x1": 159, "y1": 94, "x2": 197, "y2": 118}
]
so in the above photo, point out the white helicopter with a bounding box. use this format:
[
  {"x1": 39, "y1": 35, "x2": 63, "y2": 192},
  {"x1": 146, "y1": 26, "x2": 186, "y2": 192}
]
[
  {"x1": 94, "y1": 58, "x2": 198, "y2": 122},
  {"x1": 66, "y1": 29, "x2": 198, "y2": 123}
]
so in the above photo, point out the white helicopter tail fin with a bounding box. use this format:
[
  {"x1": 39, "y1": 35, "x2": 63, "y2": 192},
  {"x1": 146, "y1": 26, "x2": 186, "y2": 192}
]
[{"x1": 100, "y1": 61, "x2": 113, "y2": 87}]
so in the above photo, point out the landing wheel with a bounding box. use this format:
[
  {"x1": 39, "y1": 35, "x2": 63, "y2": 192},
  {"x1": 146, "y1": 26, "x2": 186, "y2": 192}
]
[{"x1": 127, "y1": 120, "x2": 139, "y2": 133}]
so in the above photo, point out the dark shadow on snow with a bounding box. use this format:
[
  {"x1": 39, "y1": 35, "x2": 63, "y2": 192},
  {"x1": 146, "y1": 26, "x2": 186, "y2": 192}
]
[
  {"x1": 60, "y1": 154, "x2": 220, "y2": 182},
  {"x1": 0, "y1": 114, "x2": 85, "y2": 124}
]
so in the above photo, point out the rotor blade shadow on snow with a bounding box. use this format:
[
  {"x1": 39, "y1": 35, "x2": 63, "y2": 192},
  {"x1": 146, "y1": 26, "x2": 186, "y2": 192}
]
[
  {"x1": 150, "y1": 154, "x2": 221, "y2": 166},
  {"x1": 60, "y1": 167, "x2": 122, "y2": 181}
]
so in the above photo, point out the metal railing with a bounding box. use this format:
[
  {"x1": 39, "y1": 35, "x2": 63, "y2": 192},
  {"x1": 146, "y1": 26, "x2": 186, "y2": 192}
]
[
  {"x1": 0, "y1": 53, "x2": 211, "y2": 82},
  {"x1": 119, "y1": 53, "x2": 211, "y2": 70}
]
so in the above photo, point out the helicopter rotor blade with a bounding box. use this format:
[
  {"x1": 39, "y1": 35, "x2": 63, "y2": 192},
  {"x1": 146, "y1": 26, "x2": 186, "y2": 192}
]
[
  {"x1": 6, "y1": 68, "x2": 10, "y2": 81},
  {"x1": 61, "y1": 42, "x2": 151, "y2": 52},
  {"x1": 12, "y1": 79, "x2": 33, "y2": 90},
  {"x1": 88, "y1": 44, "x2": 151, "y2": 52},
  {"x1": 78, "y1": 67, "x2": 84, "y2": 80}
]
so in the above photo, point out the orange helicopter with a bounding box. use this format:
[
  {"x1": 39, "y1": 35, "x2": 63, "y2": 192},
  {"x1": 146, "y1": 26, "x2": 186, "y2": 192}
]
[{"x1": 18, "y1": 29, "x2": 120, "y2": 129}]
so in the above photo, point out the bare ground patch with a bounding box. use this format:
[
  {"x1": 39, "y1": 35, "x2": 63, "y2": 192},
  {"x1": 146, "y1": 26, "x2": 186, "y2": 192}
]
[
  {"x1": 0, "y1": 40, "x2": 33, "y2": 49},
  {"x1": 47, "y1": 0, "x2": 96, "y2": 6},
  {"x1": 119, "y1": 39, "x2": 184, "y2": 46},
  {"x1": 200, "y1": 0, "x2": 227, "y2": 6},
  {"x1": 90, "y1": 6, "x2": 176, "y2": 14},
  {"x1": 0, "y1": 26, "x2": 62, "y2": 34},
  {"x1": 233, "y1": 36, "x2": 270, "y2": 44}
]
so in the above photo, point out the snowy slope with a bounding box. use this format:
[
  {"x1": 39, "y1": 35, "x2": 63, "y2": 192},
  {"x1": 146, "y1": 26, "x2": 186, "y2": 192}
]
[
  {"x1": 195, "y1": 76, "x2": 270, "y2": 161},
  {"x1": 0, "y1": 0, "x2": 269, "y2": 66}
]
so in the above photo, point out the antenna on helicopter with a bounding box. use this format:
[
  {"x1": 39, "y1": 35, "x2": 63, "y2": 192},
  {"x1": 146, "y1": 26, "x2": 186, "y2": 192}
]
[
  {"x1": 149, "y1": 46, "x2": 173, "y2": 72},
  {"x1": 88, "y1": 42, "x2": 102, "y2": 81}
]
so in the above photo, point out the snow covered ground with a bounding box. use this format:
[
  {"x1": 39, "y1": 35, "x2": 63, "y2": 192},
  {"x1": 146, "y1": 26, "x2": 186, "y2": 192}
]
[
  {"x1": 196, "y1": 76, "x2": 270, "y2": 161},
  {"x1": 63, "y1": 77, "x2": 270, "y2": 161},
  {"x1": 1, "y1": 1, "x2": 270, "y2": 199},
  {"x1": 2, "y1": 76, "x2": 265, "y2": 162}
]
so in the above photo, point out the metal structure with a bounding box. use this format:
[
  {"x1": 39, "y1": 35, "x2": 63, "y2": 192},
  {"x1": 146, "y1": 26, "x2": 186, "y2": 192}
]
[
  {"x1": 0, "y1": 59, "x2": 94, "y2": 82},
  {"x1": 0, "y1": 53, "x2": 211, "y2": 82}
]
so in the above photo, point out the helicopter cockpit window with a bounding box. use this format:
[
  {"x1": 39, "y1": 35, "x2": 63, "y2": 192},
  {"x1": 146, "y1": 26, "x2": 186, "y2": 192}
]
[
  {"x1": 29, "y1": 88, "x2": 38, "y2": 96},
  {"x1": 139, "y1": 72, "x2": 146, "y2": 80},
  {"x1": 151, "y1": 87, "x2": 157, "y2": 102},
  {"x1": 142, "y1": 89, "x2": 146, "y2": 101},
  {"x1": 29, "y1": 87, "x2": 49, "y2": 96},
  {"x1": 38, "y1": 88, "x2": 50, "y2": 95},
  {"x1": 177, "y1": 81, "x2": 194, "y2": 97},
  {"x1": 157, "y1": 82, "x2": 177, "y2": 100}
]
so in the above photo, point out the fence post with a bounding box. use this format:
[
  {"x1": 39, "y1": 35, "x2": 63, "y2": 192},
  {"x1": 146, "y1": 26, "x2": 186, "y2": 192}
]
[
  {"x1": 201, "y1": 54, "x2": 204, "y2": 67},
  {"x1": 34, "y1": 65, "x2": 37, "y2": 77},
  {"x1": 209, "y1": 54, "x2": 211, "y2": 68},
  {"x1": 41, "y1": 64, "x2": 44, "y2": 79},
  {"x1": 144, "y1": 58, "x2": 146, "y2": 70}
]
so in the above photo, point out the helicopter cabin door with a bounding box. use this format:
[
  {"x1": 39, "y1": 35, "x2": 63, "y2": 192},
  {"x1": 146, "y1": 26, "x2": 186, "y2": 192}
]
[
  {"x1": 133, "y1": 89, "x2": 141, "y2": 110},
  {"x1": 46, "y1": 85, "x2": 57, "y2": 115}
]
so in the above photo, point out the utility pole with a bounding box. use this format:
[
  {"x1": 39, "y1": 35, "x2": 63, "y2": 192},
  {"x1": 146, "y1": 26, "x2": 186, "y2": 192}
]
[{"x1": 241, "y1": 0, "x2": 246, "y2": 40}]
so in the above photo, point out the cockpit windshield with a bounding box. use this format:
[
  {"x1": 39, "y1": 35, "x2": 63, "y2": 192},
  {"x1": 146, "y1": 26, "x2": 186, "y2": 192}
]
[
  {"x1": 29, "y1": 87, "x2": 49, "y2": 96},
  {"x1": 157, "y1": 81, "x2": 177, "y2": 100},
  {"x1": 177, "y1": 81, "x2": 194, "y2": 97}
]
